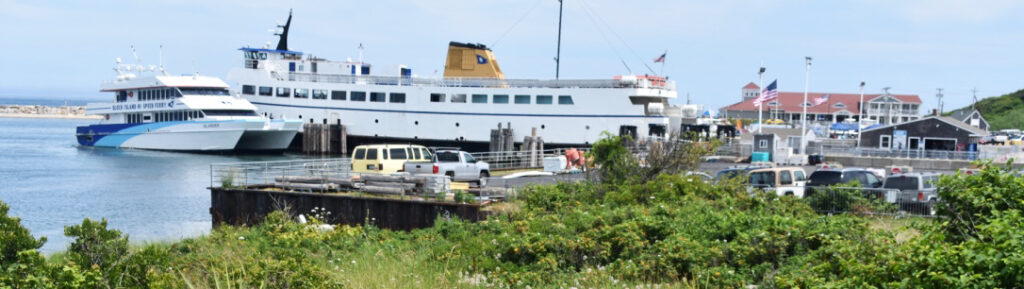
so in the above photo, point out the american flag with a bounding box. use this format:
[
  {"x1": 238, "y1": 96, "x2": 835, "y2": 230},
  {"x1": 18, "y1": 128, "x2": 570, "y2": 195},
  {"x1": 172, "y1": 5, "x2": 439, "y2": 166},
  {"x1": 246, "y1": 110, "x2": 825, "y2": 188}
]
[
  {"x1": 653, "y1": 52, "x2": 666, "y2": 63},
  {"x1": 753, "y1": 80, "x2": 778, "y2": 107},
  {"x1": 812, "y1": 94, "x2": 830, "y2": 106}
]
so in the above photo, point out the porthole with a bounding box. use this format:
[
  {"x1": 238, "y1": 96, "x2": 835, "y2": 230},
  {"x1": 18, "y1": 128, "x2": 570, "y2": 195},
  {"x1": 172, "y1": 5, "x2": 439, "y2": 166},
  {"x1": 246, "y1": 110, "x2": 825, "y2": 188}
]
[
  {"x1": 585, "y1": 125, "x2": 590, "y2": 130},
  {"x1": 455, "y1": 122, "x2": 460, "y2": 127},
  {"x1": 375, "y1": 119, "x2": 379, "y2": 123},
  {"x1": 299, "y1": 115, "x2": 302, "y2": 119},
  {"x1": 541, "y1": 124, "x2": 546, "y2": 129},
  {"x1": 414, "y1": 121, "x2": 419, "y2": 125},
  {"x1": 374, "y1": 134, "x2": 379, "y2": 137}
]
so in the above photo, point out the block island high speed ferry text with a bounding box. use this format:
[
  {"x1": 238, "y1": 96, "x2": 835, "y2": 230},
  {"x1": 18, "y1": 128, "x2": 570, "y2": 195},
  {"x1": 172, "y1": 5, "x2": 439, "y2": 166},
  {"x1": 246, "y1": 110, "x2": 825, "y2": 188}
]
[
  {"x1": 227, "y1": 11, "x2": 676, "y2": 151},
  {"x1": 76, "y1": 55, "x2": 301, "y2": 152}
]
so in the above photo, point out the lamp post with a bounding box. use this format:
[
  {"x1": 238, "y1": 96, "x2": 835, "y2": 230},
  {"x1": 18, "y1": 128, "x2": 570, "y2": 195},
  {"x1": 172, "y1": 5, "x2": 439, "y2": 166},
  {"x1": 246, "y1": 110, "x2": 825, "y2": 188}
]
[
  {"x1": 857, "y1": 81, "x2": 865, "y2": 148},
  {"x1": 758, "y1": 64, "x2": 765, "y2": 133},
  {"x1": 800, "y1": 56, "x2": 812, "y2": 155}
]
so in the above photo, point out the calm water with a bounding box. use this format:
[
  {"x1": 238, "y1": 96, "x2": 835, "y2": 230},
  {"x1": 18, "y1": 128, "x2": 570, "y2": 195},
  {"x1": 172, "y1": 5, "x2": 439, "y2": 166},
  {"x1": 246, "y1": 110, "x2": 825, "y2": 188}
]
[{"x1": 0, "y1": 117, "x2": 302, "y2": 253}]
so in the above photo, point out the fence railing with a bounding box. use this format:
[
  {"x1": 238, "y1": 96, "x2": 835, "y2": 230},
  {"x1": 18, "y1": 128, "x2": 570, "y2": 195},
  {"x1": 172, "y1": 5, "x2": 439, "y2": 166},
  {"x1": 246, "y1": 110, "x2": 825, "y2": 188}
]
[
  {"x1": 470, "y1": 148, "x2": 590, "y2": 170},
  {"x1": 814, "y1": 147, "x2": 988, "y2": 161},
  {"x1": 211, "y1": 158, "x2": 352, "y2": 190},
  {"x1": 788, "y1": 186, "x2": 936, "y2": 216}
]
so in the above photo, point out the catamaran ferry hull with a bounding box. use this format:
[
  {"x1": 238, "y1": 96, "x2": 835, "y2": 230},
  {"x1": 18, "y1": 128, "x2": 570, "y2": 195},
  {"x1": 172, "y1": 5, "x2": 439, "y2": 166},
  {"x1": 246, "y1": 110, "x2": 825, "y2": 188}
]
[
  {"x1": 75, "y1": 120, "x2": 258, "y2": 152},
  {"x1": 235, "y1": 119, "x2": 302, "y2": 152}
]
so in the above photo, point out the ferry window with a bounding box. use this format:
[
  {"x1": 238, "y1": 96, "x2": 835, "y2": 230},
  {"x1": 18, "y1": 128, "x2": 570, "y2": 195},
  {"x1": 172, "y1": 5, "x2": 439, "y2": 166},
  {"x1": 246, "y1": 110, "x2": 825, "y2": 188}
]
[
  {"x1": 389, "y1": 93, "x2": 406, "y2": 103},
  {"x1": 331, "y1": 90, "x2": 346, "y2": 100},
  {"x1": 351, "y1": 91, "x2": 366, "y2": 101},
  {"x1": 493, "y1": 94, "x2": 509, "y2": 104},
  {"x1": 515, "y1": 94, "x2": 531, "y2": 104},
  {"x1": 537, "y1": 95, "x2": 553, "y2": 104},
  {"x1": 312, "y1": 89, "x2": 328, "y2": 99},
  {"x1": 451, "y1": 94, "x2": 467, "y2": 103},
  {"x1": 144, "y1": 115, "x2": 151, "y2": 121},
  {"x1": 181, "y1": 88, "x2": 230, "y2": 96},
  {"x1": 353, "y1": 148, "x2": 366, "y2": 159},
  {"x1": 258, "y1": 86, "x2": 273, "y2": 96},
  {"x1": 472, "y1": 94, "x2": 488, "y2": 103},
  {"x1": 173, "y1": 89, "x2": 182, "y2": 98},
  {"x1": 276, "y1": 87, "x2": 291, "y2": 97},
  {"x1": 389, "y1": 148, "x2": 407, "y2": 160},
  {"x1": 430, "y1": 93, "x2": 445, "y2": 102},
  {"x1": 365, "y1": 148, "x2": 377, "y2": 160},
  {"x1": 558, "y1": 95, "x2": 574, "y2": 105},
  {"x1": 370, "y1": 92, "x2": 386, "y2": 102},
  {"x1": 201, "y1": 110, "x2": 258, "y2": 116},
  {"x1": 294, "y1": 89, "x2": 309, "y2": 98}
]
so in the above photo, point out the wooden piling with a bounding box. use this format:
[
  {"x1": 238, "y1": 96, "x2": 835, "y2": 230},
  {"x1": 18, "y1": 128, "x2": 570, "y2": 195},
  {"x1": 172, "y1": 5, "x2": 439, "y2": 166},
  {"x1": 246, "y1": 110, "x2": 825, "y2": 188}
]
[{"x1": 302, "y1": 123, "x2": 347, "y2": 155}]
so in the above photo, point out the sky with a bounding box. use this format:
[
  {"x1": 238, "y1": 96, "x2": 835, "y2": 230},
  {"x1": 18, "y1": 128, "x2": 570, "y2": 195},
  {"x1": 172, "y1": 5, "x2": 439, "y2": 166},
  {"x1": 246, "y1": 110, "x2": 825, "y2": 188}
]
[{"x1": 1, "y1": 0, "x2": 1023, "y2": 112}]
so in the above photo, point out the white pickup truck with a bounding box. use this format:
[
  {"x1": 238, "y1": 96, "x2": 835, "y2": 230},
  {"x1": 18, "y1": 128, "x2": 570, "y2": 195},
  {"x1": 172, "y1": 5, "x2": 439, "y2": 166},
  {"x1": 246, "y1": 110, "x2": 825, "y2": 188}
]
[{"x1": 403, "y1": 150, "x2": 491, "y2": 184}]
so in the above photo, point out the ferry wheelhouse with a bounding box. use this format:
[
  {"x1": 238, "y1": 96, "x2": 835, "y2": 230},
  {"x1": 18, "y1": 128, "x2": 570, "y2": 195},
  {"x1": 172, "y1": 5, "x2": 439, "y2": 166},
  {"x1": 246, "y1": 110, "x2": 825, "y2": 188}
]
[
  {"x1": 77, "y1": 61, "x2": 301, "y2": 152},
  {"x1": 227, "y1": 11, "x2": 676, "y2": 151}
]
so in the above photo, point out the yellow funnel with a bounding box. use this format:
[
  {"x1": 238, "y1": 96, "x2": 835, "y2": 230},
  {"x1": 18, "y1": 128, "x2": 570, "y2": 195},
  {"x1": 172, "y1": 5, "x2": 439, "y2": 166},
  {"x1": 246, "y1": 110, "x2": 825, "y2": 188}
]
[{"x1": 443, "y1": 42, "x2": 505, "y2": 79}]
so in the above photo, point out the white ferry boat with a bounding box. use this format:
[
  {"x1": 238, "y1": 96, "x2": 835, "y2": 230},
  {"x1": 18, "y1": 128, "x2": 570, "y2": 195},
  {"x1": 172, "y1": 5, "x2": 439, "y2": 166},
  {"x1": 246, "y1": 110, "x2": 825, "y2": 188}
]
[
  {"x1": 227, "y1": 11, "x2": 676, "y2": 150},
  {"x1": 77, "y1": 60, "x2": 301, "y2": 152}
]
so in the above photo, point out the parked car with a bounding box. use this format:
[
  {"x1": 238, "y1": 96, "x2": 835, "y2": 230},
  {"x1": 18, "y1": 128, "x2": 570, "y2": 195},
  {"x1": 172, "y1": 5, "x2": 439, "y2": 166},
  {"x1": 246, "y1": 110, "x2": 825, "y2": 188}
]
[
  {"x1": 351, "y1": 144, "x2": 432, "y2": 173},
  {"x1": 404, "y1": 149, "x2": 490, "y2": 184},
  {"x1": 805, "y1": 168, "x2": 884, "y2": 196},
  {"x1": 714, "y1": 165, "x2": 770, "y2": 182},
  {"x1": 748, "y1": 167, "x2": 808, "y2": 197},
  {"x1": 882, "y1": 173, "x2": 940, "y2": 215}
]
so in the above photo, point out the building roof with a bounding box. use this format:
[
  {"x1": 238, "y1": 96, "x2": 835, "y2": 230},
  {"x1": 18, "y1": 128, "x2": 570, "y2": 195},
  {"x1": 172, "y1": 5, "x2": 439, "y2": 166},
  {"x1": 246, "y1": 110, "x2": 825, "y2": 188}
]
[
  {"x1": 861, "y1": 115, "x2": 989, "y2": 136},
  {"x1": 722, "y1": 92, "x2": 923, "y2": 114},
  {"x1": 947, "y1": 108, "x2": 981, "y2": 122},
  {"x1": 742, "y1": 82, "x2": 760, "y2": 90}
]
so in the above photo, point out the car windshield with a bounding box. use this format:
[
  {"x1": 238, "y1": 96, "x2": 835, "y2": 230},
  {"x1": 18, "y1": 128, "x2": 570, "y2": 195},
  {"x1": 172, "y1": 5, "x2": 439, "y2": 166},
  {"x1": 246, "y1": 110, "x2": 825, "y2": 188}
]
[
  {"x1": 884, "y1": 176, "x2": 919, "y2": 190},
  {"x1": 435, "y1": 152, "x2": 460, "y2": 162},
  {"x1": 715, "y1": 169, "x2": 744, "y2": 180},
  {"x1": 809, "y1": 171, "x2": 842, "y2": 185}
]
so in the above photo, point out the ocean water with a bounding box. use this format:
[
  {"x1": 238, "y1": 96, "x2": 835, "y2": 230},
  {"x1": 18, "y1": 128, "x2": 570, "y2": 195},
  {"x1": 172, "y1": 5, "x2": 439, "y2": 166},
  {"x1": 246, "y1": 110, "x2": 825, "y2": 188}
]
[{"x1": 0, "y1": 117, "x2": 303, "y2": 253}]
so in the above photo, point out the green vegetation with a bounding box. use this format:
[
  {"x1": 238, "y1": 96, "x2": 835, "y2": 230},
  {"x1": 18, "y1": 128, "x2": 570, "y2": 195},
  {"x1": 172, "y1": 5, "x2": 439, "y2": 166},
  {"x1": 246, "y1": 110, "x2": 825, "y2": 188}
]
[
  {"x1": 951, "y1": 88, "x2": 1024, "y2": 130},
  {"x1": 2, "y1": 137, "x2": 1024, "y2": 288}
]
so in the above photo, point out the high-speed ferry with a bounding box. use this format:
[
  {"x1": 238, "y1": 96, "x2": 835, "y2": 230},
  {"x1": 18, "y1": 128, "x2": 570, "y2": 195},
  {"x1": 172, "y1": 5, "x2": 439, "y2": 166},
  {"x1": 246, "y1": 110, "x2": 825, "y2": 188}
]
[
  {"x1": 227, "y1": 11, "x2": 676, "y2": 151},
  {"x1": 76, "y1": 59, "x2": 301, "y2": 152}
]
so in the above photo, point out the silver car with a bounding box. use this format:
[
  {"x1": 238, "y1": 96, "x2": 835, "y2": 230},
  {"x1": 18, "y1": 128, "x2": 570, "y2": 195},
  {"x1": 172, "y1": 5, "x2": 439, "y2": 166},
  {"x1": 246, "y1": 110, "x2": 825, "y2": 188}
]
[{"x1": 882, "y1": 173, "x2": 940, "y2": 215}]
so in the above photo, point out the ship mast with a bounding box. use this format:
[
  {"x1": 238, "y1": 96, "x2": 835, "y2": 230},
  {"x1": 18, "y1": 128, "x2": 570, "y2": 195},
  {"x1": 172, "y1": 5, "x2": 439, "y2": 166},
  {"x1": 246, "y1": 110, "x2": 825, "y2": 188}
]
[{"x1": 555, "y1": 0, "x2": 563, "y2": 80}]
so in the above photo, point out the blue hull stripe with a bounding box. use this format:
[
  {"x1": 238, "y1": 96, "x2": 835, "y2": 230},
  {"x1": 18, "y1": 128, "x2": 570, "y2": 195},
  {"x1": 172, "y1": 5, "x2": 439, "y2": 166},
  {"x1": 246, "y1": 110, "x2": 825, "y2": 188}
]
[
  {"x1": 249, "y1": 101, "x2": 650, "y2": 118},
  {"x1": 75, "y1": 120, "x2": 257, "y2": 147}
]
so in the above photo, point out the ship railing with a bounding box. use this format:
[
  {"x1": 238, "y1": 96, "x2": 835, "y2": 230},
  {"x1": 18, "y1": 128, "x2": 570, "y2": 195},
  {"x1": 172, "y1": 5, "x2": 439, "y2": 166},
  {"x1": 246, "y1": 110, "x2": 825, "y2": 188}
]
[
  {"x1": 287, "y1": 73, "x2": 675, "y2": 90},
  {"x1": 211, "y1": 158, "x2": 352, "y2": 189}
]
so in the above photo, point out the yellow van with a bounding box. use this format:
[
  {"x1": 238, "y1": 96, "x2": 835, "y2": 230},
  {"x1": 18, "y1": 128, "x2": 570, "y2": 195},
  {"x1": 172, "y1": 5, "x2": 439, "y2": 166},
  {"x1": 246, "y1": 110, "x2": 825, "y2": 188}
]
[{"x1": 351, "y1": 144, "x2": 432, "y2": 173}]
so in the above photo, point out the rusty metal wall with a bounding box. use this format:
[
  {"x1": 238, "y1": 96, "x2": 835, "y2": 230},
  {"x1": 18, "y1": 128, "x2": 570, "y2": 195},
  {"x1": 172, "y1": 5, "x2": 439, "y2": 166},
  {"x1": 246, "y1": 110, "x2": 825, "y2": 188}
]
[{"x1": 210, "y1": 188, "x2": 484, "y2": 230}]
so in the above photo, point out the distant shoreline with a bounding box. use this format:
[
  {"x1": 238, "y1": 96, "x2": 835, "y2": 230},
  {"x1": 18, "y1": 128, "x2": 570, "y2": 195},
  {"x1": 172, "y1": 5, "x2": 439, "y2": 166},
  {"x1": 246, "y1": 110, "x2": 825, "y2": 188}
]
[
  {"x1": 0, "y1": 104, "x2": 101, "y2": 120},
  {"x1": 0, "y1": 113, "x2": 102, "y2": 120}
]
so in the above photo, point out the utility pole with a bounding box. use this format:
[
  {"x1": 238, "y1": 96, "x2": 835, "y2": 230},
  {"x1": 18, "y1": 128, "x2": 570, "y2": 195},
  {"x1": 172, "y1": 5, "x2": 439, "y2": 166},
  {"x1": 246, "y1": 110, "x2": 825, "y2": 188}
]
[
  {"x1": 800, "y1": 56, "x2": 812, "y2": 155},
  {"x1": 936, "y1": 88, "x2": 944, "y2": 115},
  {"x1": 758, "y1": 64, "x2": 765, "y2": 133},
  {"x1": 971, "y1": 87, "x2": 978, "y2": 110},
  {"x1": 858, "y1": 81, "x2": 865, "y2": 148}
]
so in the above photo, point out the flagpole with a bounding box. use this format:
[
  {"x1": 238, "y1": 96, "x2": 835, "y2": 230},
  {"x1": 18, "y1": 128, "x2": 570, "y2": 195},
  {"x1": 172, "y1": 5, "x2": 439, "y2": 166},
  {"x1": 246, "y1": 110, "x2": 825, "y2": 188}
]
[
  {"x1": 801, "y1": 56, "x2": 812, "y2": 155},
  {"x1": 660, "y1": 51, "x2": 666, "y2": 76},
  {"x1": 757, "y1": 63, "x2": 765, "y2": 133},
  {"x1": 857, "y1": 81, "x2": 865, "y2": 148}
]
